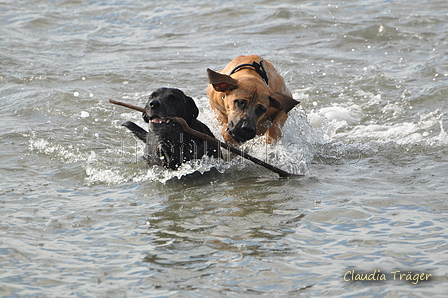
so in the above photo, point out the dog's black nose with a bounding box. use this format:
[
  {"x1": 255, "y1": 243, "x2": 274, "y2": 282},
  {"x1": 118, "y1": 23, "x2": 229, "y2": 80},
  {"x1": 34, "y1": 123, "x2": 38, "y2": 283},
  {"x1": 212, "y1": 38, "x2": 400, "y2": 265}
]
[
  {"x1": 240, "y1": 121, "x2": 256, "y2": 135},
  {"x1": 149, "y1": 99, "x2": 161, "y2": 109},
  {"x1": 228, "y1": 119, "x2": 257, "y2": 143}
]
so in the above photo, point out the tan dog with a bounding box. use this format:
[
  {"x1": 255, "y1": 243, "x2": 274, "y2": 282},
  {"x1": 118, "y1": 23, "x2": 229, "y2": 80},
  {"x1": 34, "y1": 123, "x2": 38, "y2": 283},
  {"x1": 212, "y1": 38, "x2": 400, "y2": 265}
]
[{"x1": 206, "y1": 55, "x2": 299, "y2": 144}]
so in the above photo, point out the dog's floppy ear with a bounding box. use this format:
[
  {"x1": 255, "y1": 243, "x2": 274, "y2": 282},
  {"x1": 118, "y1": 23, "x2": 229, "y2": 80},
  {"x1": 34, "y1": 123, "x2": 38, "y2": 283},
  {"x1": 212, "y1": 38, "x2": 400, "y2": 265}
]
[
  {"x1": 183, "y1": 94, "x2": 199, "y2": 120},
  {"x1": 207, "y1": 68, "x2": 238, "y2": 92},
  {"x1": 269, "y1": 92, "x2": 300, "y2": 113}
]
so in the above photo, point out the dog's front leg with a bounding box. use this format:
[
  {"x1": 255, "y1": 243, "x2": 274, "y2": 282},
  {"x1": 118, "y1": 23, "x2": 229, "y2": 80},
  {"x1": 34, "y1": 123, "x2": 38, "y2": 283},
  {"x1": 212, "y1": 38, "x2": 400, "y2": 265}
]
[
  {"x1": 212, "y1": 108, "x2": 236, "y2": 144},
  {"x1": 265, "y1": 110, "x2": 288, "y2": 144},
  {"x1": 222, "y1": 125, "x2": 237, "y2": 144}
]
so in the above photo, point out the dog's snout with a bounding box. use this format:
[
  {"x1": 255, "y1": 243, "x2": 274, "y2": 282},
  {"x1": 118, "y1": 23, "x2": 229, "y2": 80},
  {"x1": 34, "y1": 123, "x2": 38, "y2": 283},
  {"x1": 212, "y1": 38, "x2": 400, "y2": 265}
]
[
  {"x1": 149, "y1": 99, "x2": 161, "y2": 109},
  {"x1": 240, "y1": 121, "x2": 256, "y2": 134},
  {"x1": 228, "y1": 119, "x2": 257, "y2": 143}
]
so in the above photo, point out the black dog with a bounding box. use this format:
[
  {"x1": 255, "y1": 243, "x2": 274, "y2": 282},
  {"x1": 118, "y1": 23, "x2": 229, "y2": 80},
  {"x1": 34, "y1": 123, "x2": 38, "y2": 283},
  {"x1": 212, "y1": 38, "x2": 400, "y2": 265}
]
[{"x1": 122, "y1": 88, "x2": 220, "y2": 170}]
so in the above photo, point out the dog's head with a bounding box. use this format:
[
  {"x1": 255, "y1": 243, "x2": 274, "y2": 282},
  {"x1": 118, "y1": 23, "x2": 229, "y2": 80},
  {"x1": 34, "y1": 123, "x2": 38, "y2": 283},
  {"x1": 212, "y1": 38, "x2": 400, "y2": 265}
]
[
  {"x1": 207, "y1": 69, "x2": 299, "y2": 143},
  {"x1": 142, "y1": 88, "x2": 199, "y2": 134}
]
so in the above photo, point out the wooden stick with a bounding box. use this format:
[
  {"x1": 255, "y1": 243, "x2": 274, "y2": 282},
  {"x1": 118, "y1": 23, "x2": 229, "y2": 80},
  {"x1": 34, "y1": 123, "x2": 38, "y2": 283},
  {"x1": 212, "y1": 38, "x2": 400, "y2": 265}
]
[
  {"x1": 109, "y1": 99, "x2": 146, "y2": 113},
  {"x1": 170, "y1": 117, "x2": 302, "y2": 178},
  {"x1": 109, "y1": 99, "x2": 302, "y2": 178}
]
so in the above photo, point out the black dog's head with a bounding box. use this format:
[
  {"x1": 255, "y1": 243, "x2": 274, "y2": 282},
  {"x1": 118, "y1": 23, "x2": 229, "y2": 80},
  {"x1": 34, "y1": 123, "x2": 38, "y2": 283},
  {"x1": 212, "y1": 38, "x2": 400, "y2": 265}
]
[{"x1": 142, "y1": 88, "x2": 199, "y2": 134}]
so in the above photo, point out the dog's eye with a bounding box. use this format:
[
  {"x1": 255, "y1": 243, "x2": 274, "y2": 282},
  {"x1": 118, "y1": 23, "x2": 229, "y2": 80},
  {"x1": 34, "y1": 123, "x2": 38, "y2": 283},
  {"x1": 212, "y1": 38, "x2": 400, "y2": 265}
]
[
  {"x1": 255, "y1": 104, "x2": 267, "y2": 116},
  {"x1": 234, "y1": 99, "x2": 248, "y2": 110}
]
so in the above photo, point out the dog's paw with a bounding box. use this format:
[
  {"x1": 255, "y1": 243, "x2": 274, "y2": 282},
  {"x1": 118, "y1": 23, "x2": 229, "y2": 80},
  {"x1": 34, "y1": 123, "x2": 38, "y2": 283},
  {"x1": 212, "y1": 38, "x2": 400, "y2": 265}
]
[{"x1": 121, "y1": 121, "x2": 147, "y2": 143}]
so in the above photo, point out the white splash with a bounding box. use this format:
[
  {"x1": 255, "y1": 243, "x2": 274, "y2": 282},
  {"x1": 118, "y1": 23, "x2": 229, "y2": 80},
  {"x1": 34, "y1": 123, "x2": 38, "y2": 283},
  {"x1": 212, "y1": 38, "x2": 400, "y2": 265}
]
[{"x1": 29, "y1": 134, "x2": 84, "y2": 163}]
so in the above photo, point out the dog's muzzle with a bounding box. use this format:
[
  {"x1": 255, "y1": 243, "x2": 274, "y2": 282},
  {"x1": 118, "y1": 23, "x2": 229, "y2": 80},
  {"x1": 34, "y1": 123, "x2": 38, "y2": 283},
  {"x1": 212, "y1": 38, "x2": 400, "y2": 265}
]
[
  {"x1": 228, "y1": 119, "x2": 257, "y2": 143},
  {"x1": 146, "y1": 99, "x2": 175, "y2": 133}
]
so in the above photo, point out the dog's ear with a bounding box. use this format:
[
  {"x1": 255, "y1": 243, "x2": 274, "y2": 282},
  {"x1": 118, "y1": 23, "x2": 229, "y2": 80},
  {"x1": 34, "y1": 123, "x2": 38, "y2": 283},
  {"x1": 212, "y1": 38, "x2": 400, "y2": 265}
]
[
  {"x1": 207, "y1": 68, "x2": 238, "y2": 92},
  {"x1": 269, "y1": 92, "x2": 300, "y2": 113},
  {"x1": 183, "y1": 94, "x2": 199, "y2": 120}
]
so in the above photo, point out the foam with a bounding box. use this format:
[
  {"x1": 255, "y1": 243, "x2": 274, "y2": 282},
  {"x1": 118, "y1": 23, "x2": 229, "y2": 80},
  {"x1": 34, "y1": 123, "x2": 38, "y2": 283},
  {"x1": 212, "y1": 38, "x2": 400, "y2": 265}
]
[
  {"x1": 29, "y1": 135, "x2": 85, "y2": 163},
  {"x1": 330, "y1": 109, "x2": 446, "y2": 147}
]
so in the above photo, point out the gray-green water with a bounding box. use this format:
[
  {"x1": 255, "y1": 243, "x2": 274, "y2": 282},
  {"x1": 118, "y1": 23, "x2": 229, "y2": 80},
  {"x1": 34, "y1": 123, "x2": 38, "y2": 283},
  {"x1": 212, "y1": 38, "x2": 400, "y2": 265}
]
[{"x1": 1, "y1": 0, "x2": 447, "y2": 297}]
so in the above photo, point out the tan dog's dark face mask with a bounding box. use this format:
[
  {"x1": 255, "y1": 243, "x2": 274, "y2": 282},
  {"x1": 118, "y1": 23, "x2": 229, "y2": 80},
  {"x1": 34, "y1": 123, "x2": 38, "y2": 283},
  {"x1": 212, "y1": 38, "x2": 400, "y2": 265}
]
[{"x1": 207, "y1": 69, "x2": 298, "y2": 143}]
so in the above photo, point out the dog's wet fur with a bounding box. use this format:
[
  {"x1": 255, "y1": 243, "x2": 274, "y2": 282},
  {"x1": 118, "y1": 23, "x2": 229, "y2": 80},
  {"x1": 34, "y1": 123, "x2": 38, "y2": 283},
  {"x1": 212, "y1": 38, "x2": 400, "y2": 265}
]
[
  {"x1": 206, "y1": 55, "x2": 299, "y2": 144},
  {"x1": 122, "y1": 88, "x2": 220, "y2": 170}
]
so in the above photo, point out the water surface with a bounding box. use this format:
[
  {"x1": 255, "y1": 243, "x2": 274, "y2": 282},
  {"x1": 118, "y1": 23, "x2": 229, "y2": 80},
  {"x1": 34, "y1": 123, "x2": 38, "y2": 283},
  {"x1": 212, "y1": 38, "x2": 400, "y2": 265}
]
[{"x1": 1, "y1": 0, "x2": 447, "y2": 297}]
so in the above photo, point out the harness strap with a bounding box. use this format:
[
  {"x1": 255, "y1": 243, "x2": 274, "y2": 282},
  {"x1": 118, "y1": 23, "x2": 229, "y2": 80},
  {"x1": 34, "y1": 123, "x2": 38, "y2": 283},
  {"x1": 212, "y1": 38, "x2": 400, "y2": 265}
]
[{"x1": 229, "y1": 60, "x2": 269, "y2": 85}]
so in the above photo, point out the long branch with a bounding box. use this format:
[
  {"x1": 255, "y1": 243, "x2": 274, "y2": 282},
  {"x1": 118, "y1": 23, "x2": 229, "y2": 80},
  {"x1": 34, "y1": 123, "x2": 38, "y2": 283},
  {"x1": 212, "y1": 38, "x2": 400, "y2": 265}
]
[
  {"x1": 170, "y1": 117, "x2": 301, "y2": 178},
  {"x1": 109, "y1": 99, "x2": 302, "y2": 178},
  {"x1": 109, "y1": 99, "x2": 146, "y2": 113}
]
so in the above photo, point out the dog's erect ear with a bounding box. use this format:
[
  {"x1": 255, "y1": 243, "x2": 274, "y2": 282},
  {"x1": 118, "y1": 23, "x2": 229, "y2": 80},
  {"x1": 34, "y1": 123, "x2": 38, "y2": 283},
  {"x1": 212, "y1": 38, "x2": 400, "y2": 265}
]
[
  {"x1": 269, "y1": 92, "x2": 300, "y2": 113},
  {"x1": 207, "y1": 68, "x2": 238, "y2": 92},
  {"x1": 183, "y1": 94, "x2": 199, "y2": 120}
]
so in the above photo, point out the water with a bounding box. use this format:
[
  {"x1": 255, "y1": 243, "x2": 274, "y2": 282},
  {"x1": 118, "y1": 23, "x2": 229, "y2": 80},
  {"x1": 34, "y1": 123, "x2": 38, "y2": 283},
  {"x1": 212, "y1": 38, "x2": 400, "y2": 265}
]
[{"x1": 1, "y1": 0, "x2": 448, "y2": 296}]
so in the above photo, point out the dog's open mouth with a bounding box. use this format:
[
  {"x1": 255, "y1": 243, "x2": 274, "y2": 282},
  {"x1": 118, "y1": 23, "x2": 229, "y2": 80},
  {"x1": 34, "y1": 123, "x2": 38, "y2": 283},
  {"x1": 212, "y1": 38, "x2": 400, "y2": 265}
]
[
  {"x1": 149, "y1": 115, "x2": 171, "y2": 124},
  {"x1": 148, "y1": 115, "x2": 174, "y2": 133}
]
